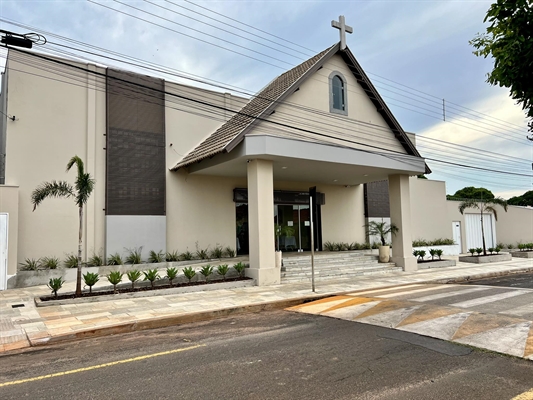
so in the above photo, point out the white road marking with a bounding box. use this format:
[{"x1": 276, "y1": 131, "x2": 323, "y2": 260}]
[
  {"x1": 412, "y1": 286, "x2": 493, "y2": 302},
  {"x1": 451, "y1": 290, "x2": 530, "y2": 308}
]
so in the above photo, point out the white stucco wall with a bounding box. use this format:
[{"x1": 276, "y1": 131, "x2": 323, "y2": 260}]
[
  {"x1": 4, "y1": 51, "x2": 107, "y2": 265},
  {"x1": 0, "y1": 185, "x2": 18, "y2": 276},
  {"x1": 250, "y1": 54, "x2": 407, "y2": 155}
]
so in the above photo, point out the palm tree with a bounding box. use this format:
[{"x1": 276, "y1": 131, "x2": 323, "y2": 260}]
[
  {"x1": 365, "y1": 221, "x2": 399, "y2": 246},
  {"x1": 458, "y1": 197, "x2": 508, "y2": 256},
  {"x1": 31, "y1": 156, "x2": 95, "y2": 296}
]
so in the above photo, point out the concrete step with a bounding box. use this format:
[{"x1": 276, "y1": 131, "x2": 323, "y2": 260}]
[
  {"x1": 282, "y1": 261, "x2": 384, "y2": 272},
  {"x1": 281, "y1": 266, "x2": 402, "y2": 282}
]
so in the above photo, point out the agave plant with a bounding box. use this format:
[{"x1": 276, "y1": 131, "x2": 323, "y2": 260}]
[
  {"x1": 88, "y1": 253, "x2": 104, "y2": 267},
  {"x1": 233, "y1": 262, "x2": 246, "y2": 278},
  {"x1": 199, "y1": 265, "x2": 214, "y2": 282},
  {"x1": 165, "y1": 250, "x2": 180, "y2": 262},
  {"x1": 127, "y1": 269, "x2": 142, "y2": 289},
  {"x1": 182, "y1": 266, "x2": 196, "y2": 283},
  {"x1": 20, "y1": 258, "x2": 40, "y2": 271},
  {"x1": 166, "y1": 267, "x2": 178, "y2": 286},
  {"x1": 224, "y1": 247, "x2": 236, "y2": 258},
  {"x1": 126, "y1": 247, "x2": 143, "y2": 265},
  {"x1": 107, "y1": 253, "x2": 123, "y2": 266},
  {"x1": 107, "y1": 271, "x2": 123, "y2": 294},
  {"x1": 83, "y1": 272, "x2": 99, "y2": 294},
  {"x1": 216, "y1": 264, "x2": 230, "y2": 281},
  {"x1": 143, "y1": 269, "x2": 160, "y2": 289},
  {"x1": 149, "y1": 250, "x2": 165, "y2": 263},
  {"x1": 210, "y1": 246, "x2": 224, "y2": 259},
  {"x1": 180, "y1": 251, "x2": 193, "y2": 261},
  {"x1": 64, "y1": 254, "x2": 79, "y2": 269},
  {"x1": 47, "y1": 277, "x2": 65, "y2": 299}
]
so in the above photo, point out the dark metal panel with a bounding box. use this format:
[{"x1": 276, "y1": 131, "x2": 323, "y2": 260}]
[
  {"x1": 106, "y1": 69, "x2": 165, "y2": 216},
  {"x1": 364, "y1": 180, "x2": 390, "y2": 218},
  {"x1": 233, "y1": 188, "x2": 325, "y2": 206}
]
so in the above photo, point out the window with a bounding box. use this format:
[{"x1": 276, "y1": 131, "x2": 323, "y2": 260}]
[{"x1": 329, "y1": 72, "x2": 348, "y2": 115}]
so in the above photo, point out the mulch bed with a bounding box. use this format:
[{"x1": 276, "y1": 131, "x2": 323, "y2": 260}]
[
  {"x1": 40, "y1": 277, "x2": 252, "y2": 302},
  {"x1": 417, "y1": 259, "x2": 446, "y2": 263}
]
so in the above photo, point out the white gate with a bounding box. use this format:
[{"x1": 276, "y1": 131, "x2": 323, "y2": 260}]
[
  {"x1": 464, "y1": 213, "x2": 496, "y2": 251},
  {"x1": 452, "y1": 221, "x2": 462, "y2": 254},
  {"x1": 0, "y1": 213, "x2": 8, "y2": 291}
]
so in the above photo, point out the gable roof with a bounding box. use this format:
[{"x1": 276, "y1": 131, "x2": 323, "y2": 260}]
[{"x1": 172, "y1": 43, "x2": 430, "y2": 174}]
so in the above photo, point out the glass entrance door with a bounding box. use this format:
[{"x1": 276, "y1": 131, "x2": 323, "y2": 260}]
[{"x1": 275, "y1": 205, "x2": 311, "y2": 252}]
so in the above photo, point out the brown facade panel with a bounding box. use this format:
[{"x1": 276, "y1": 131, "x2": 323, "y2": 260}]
[
  {"x1": 106, "y1": 69, "x2": 165, "y2": 216},
  {"x1": 364, "y1": 180, "x2": 390, "y2": 218}
]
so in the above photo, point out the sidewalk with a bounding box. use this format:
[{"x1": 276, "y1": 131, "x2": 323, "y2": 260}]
[{"x1": 1, "y1": 257, "x2": 533, "y2": 353}]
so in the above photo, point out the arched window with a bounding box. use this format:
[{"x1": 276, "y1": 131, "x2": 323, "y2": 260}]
[{"x1": 329, "y1": 72, "x2": 347, "y2": 115}]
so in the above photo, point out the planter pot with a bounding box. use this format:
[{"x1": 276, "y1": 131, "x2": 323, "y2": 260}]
[
  {"x1": 459, "y1": 253, "x2": 512, "y2": 264},
  {"x1": 378, "y1": 246, "x2": 390, "y2": 263}
]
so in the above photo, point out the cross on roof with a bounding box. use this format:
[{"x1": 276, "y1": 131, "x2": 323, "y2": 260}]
[{"x1": 331, "y1": 15, "x2": 353, "y2": 50}]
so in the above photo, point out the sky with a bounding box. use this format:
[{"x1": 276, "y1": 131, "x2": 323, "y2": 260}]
[{"x1": 0, "y1": 0, "x2": 531, "y2": 198}]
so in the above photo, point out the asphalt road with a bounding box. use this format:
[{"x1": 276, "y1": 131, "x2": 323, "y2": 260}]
[
  {"x1": 1, "y1": 311, "x2": 532, "y2": 400},
  {"x1": 463, "y1": 272, "x2": 533, "y2": 288}
]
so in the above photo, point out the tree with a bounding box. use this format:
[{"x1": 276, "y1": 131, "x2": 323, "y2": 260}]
[
  {"x1": 508, "y1": 190, "x2": 533, "y2": 206},
  {"x1": 470, "y1": 0, "x2": 533, "y2": 134},
  {"x1": 365, "y1": 221, "x2": 399, "y2": 246},
  {"x1": 31, "y1": 156, "x2": 95, "y2": 296},
  {"x1": 458, "y1": 197, "x2": 508, "y2": 255},
  {"x1": 447, "y1": 186, "x2": 495, "y2": 201}
]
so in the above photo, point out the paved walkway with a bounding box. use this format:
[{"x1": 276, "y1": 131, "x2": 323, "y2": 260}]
[{"x1": 1, "y1": 257, "x2": 533, "y2": 354}]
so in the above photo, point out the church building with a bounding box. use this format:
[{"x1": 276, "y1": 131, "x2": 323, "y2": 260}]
[{"x1": 0, "y1": 18, "x2": 432, "y2": 287}]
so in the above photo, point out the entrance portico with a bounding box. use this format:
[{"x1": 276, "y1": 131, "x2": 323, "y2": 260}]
[{"x1": 180, "y1": 134, "x2": 426, "y2": 285}]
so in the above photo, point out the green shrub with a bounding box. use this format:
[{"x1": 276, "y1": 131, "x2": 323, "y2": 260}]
[
  {"x1": 143, "y1": 269, "x2": 160, "y2": 288},
  {"x1": 488, "y1": 247, "x2": 495, "y2": 254},
  {"x1": 210, "y1": 245, "x2": 224, "y2": 259},
  {"x1": 371, "y1": 242, "x2": 379, "y2": 250},
  {"x1": 413, "y1": 238, "x2": 455, "y2": 247},
  {"x1": 107, "y1": 271, "x2": 123, "y2": 294},
  {"x1": 413, "y1": 250, "x2": 420, "y2": 257},
  {"x1": 217, "y1": 264, "x2": 230, "y2": 280},
  {"x1": 233, "y1": 262, "x2": 246, "y2": 278},
  {"x1": 182, "y1": 266, "x2": 196, "y2": 283},
  {"x1": 497, "y1": 242, "x2": 506, "y2": 249},
  {"x1": 166, "y1": 267, "x2": 178, "y2": 286},
  {"x1": 200, "y1": 265, "x2": 214, "y2": 282},
  {"x1": 64, "y1": 254, "x2": 79, "y2": 269},
  {"x1": 126, "y1": 247, "x2": 143, "y2": 265},
  {"x1": 165, "y1": 250, "x2": 180, "y2": 262},
  {"x1": 518, "y1": 243, "x2": 525, "y2": 251},
  {"x1": 88, "y1": 253, "x2": 104, "y2": 267},
  {"x1": 416, "y1": 250, "x2": 426, "y2": 260},
  {"x1": 468, "y1": 248, "x2": 476, "y2": 256},
  {"x1": 475, "y1": 248, "x2": 483, "y2": 256},
  {"x1": 429, "y1": 249, "x2": 437, "y2": 260},
  {"x1": 412, "y1": 239, "x2": 428, "y2": 247},
  {"x1": 435, "y1": 249, "x2": 443, "y2": 260},
  {"x1": 149, "y1": 250, "x2": 165, "y2": 263},
  {"x1": 361, "y1": 242, "x2": 371, "y2": 250},
  {"x1": 224, "y1": 247, "x2": 236, "y2": 258},
  {"x1": 83, "y1": 272, "x2": 99, "y2": 294},
  {"x1": 41, "y1": 256, "x2": 60, "y2": 270},
  {"x1": 195, "y1": 248, "x2": 209, "y2": 260},
  {"x1": 180, "y1": 250, "x2": 193, "y2": 261},
  {"x1": 323, "y1": 241, "x2": 335, "y2": 251},
  {"x1": 127, "y1": 269, "x2": 142, "y2": 289},
  {"x1": 47, "y1": 277, "x2": 65, "y2": 299},
  {"x1": 507, "y1": 244, "x2": 515, "y2": 250},
  {"x1": 495, "y1": 247, "x2": 501, "y2": 254},
  {"x1": 20, "y1": 258, "x2": 40, "y2": 271},
  {"x1": 107, "y1": 253, "x2": 123, "y2": 266}
]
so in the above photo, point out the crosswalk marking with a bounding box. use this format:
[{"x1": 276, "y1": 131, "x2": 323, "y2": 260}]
[
  {"x1": 378, "y1": 285, "x2": 466, "y2": 298},
  {"x1": 412, "y1": 286, "x2": 492, "y2": 302},
  {"x1": 451, "y1": 290, "x2": 530, "y2": 308}
]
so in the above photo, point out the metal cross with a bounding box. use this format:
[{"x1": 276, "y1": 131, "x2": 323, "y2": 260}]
[{"x1": 331, "y1": 15, "x2": 353, "y2": 50}]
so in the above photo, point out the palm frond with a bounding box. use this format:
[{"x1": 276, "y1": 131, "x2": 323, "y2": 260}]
[
  {"x1": 458, "y1": 199, "x2": 479, "y2": 214},
  {"x1": 484, "y1": 206, "x2": 499, "y2": 221},
  {"x1": 75, "y1": 173, "x2": 96, "y2": 207},
  {"x1": 489, "y1": 197, "x2": 508, "y2": 212},
  {"x1": 31, "y1": 181, "x2": 74, "y2": 211},
  {"x1": 66, "y1": 155, "x2": 84, "y2": 177}
]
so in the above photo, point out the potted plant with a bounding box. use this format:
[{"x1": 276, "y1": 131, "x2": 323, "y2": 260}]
[{"x1": 365, "y1": 221, "x2": 399, "y2": 263}]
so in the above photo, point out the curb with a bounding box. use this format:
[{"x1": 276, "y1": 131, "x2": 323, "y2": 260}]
[
  {"x1": 27, "y1": 294, "x2": 331, "y2": 348},
  {"x1": 428, "y1": 266, "x2": 533, "y2": 284}
]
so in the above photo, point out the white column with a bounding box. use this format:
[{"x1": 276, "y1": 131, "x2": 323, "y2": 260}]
[
  {"x1": 388, "y1": 174, "x2": 417, "y2": 271},
  {"x1": 246, "y1": 159, "x2": 279, "y2": 285},
  {"x1": 85, "y1": 64, "x2": 97, "y2": 260}
]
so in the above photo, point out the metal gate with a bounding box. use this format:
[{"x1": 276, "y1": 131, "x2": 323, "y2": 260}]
[{"x1": 464, "y1": 213, "x2": 496, "y2": 250}]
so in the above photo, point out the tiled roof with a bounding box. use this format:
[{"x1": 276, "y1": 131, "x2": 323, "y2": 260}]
[{"x1": 171, "y1": 44, "x2": 337, "y2": 170}]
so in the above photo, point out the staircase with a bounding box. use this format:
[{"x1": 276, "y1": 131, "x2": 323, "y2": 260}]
[{"x1": 281, "y1": 251, "x2": 401, "y2": 283}]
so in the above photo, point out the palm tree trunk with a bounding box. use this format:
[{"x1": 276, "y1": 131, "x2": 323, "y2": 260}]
[
  {"x1": 76, "y1": 205, "x2": 83, "y2": 296},
  {"x1": 480, "y1": 206, "x2": 487, "y2": 256}
]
